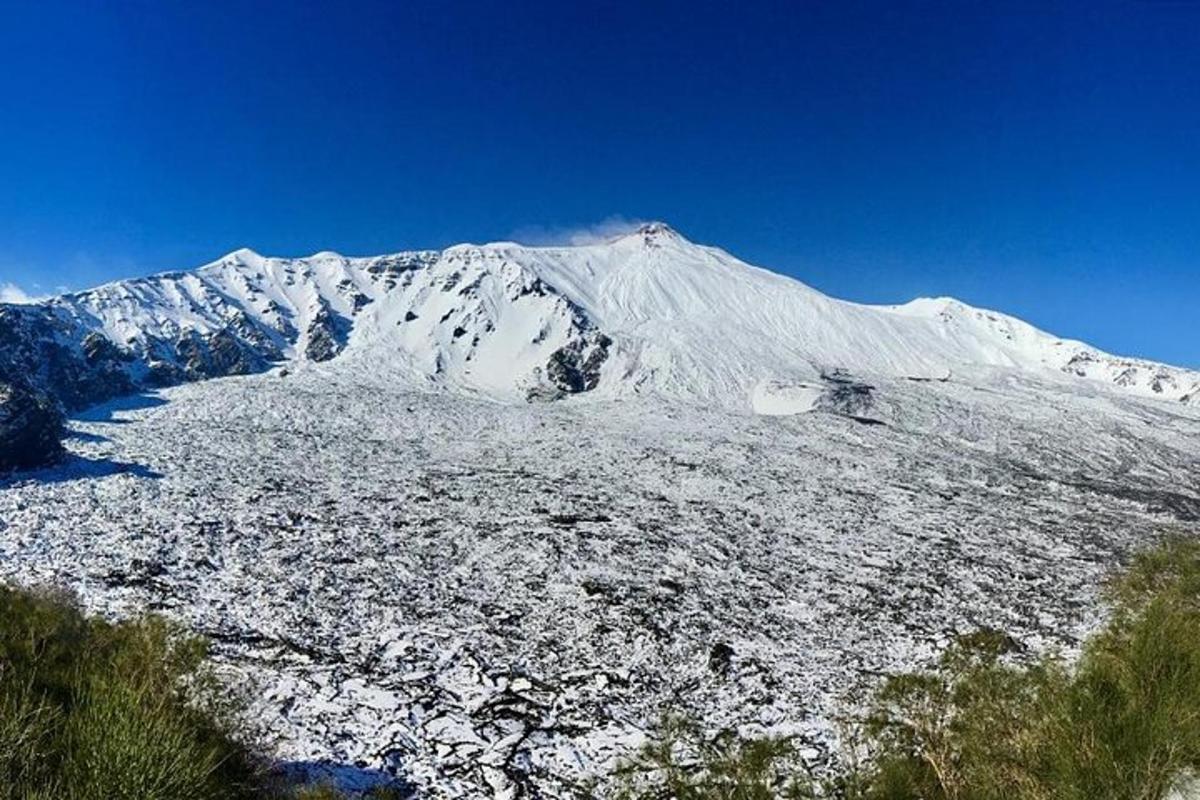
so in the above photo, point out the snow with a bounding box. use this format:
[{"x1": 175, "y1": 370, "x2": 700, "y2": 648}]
[
  {"x1": 750, "y1": 381, "x2": 826, "y2": 415},
  {"x1": 4, "y1": 223, "x2": 1200, "y2": 795},
  {"x1": 36, "y1": 222, "x2": 1200, "y2": 410},
  {"x1": 1, "y1": 361, "x2": 1198, "y2": 796}
]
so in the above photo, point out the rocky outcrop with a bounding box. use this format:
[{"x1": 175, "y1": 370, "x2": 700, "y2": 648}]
[
  {"x1": 545, "y1": 332, "x2": 612, "y2": 395},
  {"x1": 0, "y1": 298, "x2": 290, "y2": 412},
  {"x1": 0, "y1": 305, "x2": 136, "y2": 410},
  {"x1": 816, "y1": 372, "x2": 876, "y2": 418},
  {"x1": 305, "y1": 301, "x2": 350, "y2": 363},
  {"x1": 0, "y1": 381, "x2": 64, "y2": 471},
  {"x1": 169, "y1": 324, "x2": 278, "y2": 383}
]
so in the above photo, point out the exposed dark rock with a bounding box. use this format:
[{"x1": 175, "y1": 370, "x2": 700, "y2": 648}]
[
  {"x1": 1114, "y1": 367, "x2": 1138, "y2": 387},
  {"x1": 708, "y1": 642, "x2": 735, "y2": 676},
  {"x1": 306, "y1": 302, "x2": 350, "y2": 363},
  {"x1": 545, "y1": 333, "x2": 612, "y2": 395},
  {"x1": 548, "y1": 512, "x2": 612, "y2": 526},
  {"x1": 816, "y1": 371, "x2": 886, "y2": 424},
  {"x1": 516, "y1": 278, "x2": 550, "y2": 299},
  {"x1": 580, "y1": 579, "x2": 613, "y2": 598},
  {"x1": 818, "y1": 372, "x2": 874, "y2": 413},
  {"x1": 175, "y1": 331, "x2": 207, "y2": 378},
  {"x1": 81, "y1": 331, "x2": 131, "y2": 365},
  {"x1": 146, "y1": 360, "x2": 185, "y2": 388},
  {"x1": 657, "y1": 578, "x2": 684, "y2": 594},
  {"x1": 172, "y1": 326, "x2": 273, "y2": 380},
  {"x1": 0, "y1": 381, "x2": 65, "y2": 471},
  {"x1": 0, "y1": 305, "x2": 137, "y2": 410},
  {"x1": 208, "y1": 330, "x2": 255, "y2": 375},
  {"x1": 0, "y1": 301, "x2": 287, "y2": 412}
]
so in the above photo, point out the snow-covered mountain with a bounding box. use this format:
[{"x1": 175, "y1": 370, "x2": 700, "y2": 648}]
[
  {"x1": 2, "y1": 222, "x2": 1197, "y2": 411},
  {"x1": 3, "y1": 222, "x2": 1200, "y2": 797}
]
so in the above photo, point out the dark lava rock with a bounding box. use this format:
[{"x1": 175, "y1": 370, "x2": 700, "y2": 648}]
[
  {"x1": 0, "y1": 381, "x2": 65, "y2": 471},
  {"x1": 549, "y1": 512, "x2": 612, "y2": 526},
  {"x1": 708, "y1": 642, "x2": 735, "y2": 676},
  {"x1": 0, "y1": 305, "x2": 136, "y2": 410},
  {"x1": 816, "y1": 370, "x2": 887, "y2": 424},
  {"x1": 818, "y1": 371, "x2": 875, "y2": 416},
  {"x1": 81, "y1": 331, "x2": 132, "y2": 365},
  {"x1": 545, "y1": 332, "x2": 612, "y2": 394},
  {"x1": 306, "y1": 303, "x2": 350, "y2": 363}
]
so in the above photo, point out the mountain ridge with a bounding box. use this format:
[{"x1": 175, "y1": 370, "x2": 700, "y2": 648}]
[{"x1": 2, "y1": 222, "x2": 1197, "y2": 412}]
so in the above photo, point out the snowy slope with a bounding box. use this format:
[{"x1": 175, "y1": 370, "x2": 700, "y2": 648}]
[
  {"x1": 3, "y1": 367, "x2": 1199, "y2": 796},
  {"x1": 4, "y1": 222, "x2": 1197, "y2": 411},
  {"x1": 3, "y1": 223, "x2": 1200, "y2": 797}
]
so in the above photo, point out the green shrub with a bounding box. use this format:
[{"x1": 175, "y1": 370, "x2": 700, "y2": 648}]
[
  {"x1": 1035, "y1": 536, "x2": 1200, "y2": 800},
  {"x1": 286, "y1": 784, "x2": 406, "y2": 800},
  {"x1": 0, "y1": 582, "x2": 413, "y2": 798},
  {"x1": 0, "y1": 680, "x2": 61, "y2": 797},
  {"x1": 862, "y1": 630, "x2": 1066, "y2": 800},
  {"x1": 0, "y1": 585, "x2": 261, "y2": 799},
  {"x1": 616, "y1": 535, "x2": 1200, "y2": 800},
  {"x1": 613, "y1": 714, "x2": 812, "y2": 799}
]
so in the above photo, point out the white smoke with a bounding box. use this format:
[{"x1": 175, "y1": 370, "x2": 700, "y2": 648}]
[{"x1": 509, "y1": 215, "x2": 648, "y2": 246}]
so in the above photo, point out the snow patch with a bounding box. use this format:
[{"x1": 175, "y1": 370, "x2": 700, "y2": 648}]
[{"x1": 751, "y1": 381, "x2": 825, "y2": 415}]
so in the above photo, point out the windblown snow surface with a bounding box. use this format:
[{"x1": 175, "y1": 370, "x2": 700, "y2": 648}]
[{"x1": 2, "y1": 224, "x2": 1200, "y2": 796}]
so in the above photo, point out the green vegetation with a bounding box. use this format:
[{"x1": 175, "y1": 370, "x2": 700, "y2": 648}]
[
  {"x1": 0, "y1": 583, "x2": 401, "y2": 800},
  {"x1": 617, "y1": 536, "x2": 1200, "y2": 800},
  {"x1": 288, "y1": 785, "x2": 404, "y2": 800},
  {"x1": 613, "y1": 715, "x2": 811, "y2": 800},
  {"x1": 3, "y1": 535, "x2": 1197, "y2": 798},
  {"x1": 0, "y1": 584, "x2": 260, "y2": 799}
]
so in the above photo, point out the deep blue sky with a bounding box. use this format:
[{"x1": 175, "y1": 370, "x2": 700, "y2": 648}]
[{"x1": 1, "y1": 1, "x2": 1197, "y2": 366}]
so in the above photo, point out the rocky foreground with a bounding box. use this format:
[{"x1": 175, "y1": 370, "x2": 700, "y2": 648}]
[{"x1": 1, "y1": 362, "x2": 1198, "y2": 797}]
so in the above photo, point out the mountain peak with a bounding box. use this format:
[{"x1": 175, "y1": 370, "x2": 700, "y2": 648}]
[
  {"x1": 613, "y1": 221, "x2": 687, "y2": 247},
  {"x1": 633, "y1": 221, "x2": 679, "y2": 238},
  {"x1": 221, "y1": 247, "x2": 265, "y2": 264}
]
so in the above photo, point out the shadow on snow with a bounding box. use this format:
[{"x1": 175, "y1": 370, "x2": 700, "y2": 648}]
[
  {"x1": 0, "y1": 393, "x2": 168, "y2": 487},
  {"x1": 72, "y1": 392, "x2": 168, "y2": 423},
  {"x1": 0, "y1": 454, "x2": 164, "y2": 488},
  {"x1": 275, "y1": 760, "x2": 416, "y2": 797},
  {"x1": 63, "y1": 429, "x2": 111, "y2": 444}
]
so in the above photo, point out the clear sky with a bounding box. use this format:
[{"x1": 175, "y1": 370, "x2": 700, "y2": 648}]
[{"x1": 0, "y1": 1, "x2": 1196, "y2": 366}]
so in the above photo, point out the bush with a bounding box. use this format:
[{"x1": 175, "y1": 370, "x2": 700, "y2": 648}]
[
  {"x1": 616, "y1": 535, "x2": 1200, "y2": 800},
  {"x1": 0, "y1": 583, "x2": 408, "y2": 799},
  {"x1": 287, "y1": 785, "x2": 406, "y2": 800},
  {"x1": 613, "y1": 715, "x2": 811, "y2": 800},
  {"x1": 862, "y1": 630, "x2": 1066, "y2": 800},
  {"x1": 1036, "y1": 536, "x2": 1200, "y2": 800},
  {"x1": 0, "y1": 585, "x2": 263, "y2": 799}
]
